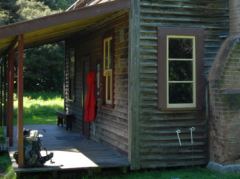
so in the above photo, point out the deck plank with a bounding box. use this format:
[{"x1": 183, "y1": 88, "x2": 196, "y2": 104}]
[{"x1": 9, "y1": 125, "x2": 129, "y2": 173}]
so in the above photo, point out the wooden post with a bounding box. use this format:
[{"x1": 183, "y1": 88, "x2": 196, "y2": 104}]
[
  {"x1": 17, "y1": 34, "x2": 24, "y2": 167},
  {"x1": 3, "y1": 61, "x2": 7, "y2": 125},
  {"x1": 7, "y1": 49, "x2": 14, "y2": 146},
  {"x1": 0, "y1": 63, "x2": 2, "y2": 127}
]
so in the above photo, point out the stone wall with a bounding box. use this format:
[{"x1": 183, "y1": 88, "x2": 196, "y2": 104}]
[{"x1": 209, "y1": 37, "x2": 240, "y2": 164}]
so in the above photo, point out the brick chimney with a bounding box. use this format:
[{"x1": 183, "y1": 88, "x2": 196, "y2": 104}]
[
  {"x1": 208, "y1": 0, "x2": 240, "y2": 169},
  {"x1": 230, "y1": 0, "x2": 240, "y2": 35}
]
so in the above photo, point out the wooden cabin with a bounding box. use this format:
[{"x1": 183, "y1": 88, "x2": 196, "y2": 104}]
[
  {"x1": 64, "y1": 0, "x2": 228, "y2": 169},
  {"x1": 0, "y1": 0, "x2": 237, "y2": 171}
]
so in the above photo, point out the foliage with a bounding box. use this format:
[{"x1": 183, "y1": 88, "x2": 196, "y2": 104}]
[
  {"x1": 16, "y1": 0, "x2": 58, "y2": 21},
  {"x1": 0, "y1": 0, "x2": 74, "y2": 92},
  {"x1": 14, "y1": 92, "x2": 64, "y2": 125},
  {"x1": 0, "y1": 0, "x2": 19, "y2": 25},
  {"x1": 42, "y1": 0, "x2": 75, "y2": 10},
  {"x1": 0, "y1": 153, "x2": 16, "y2": 179},
  {"x1": 24, "y1": 44, "x2": 65, "y2": 92}
]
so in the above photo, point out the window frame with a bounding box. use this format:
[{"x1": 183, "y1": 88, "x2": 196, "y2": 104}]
[
  {"x1": 157, "y1": 27, "x2": 204, "y2": 111},
  {"x1": 102, "y1": 35, "x2": 114, "y2": 107}
]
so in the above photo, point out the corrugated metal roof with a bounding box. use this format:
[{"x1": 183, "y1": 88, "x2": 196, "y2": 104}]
[{"x1": 67, "y1": 0, "x2": 116, "y2": 11}]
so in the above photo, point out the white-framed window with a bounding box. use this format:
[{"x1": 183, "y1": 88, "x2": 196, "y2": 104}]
[
  {"x1": 157, "y1": 27, "x2": 204, "y2": 111},
  {"x1": 103, "y1": 37, "x2": 113, "y2": 105},
  {"x1": 166, "y1": 36, "x2": 196, "y2": 108}
]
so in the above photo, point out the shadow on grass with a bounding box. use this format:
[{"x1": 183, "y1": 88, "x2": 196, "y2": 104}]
[{"x1": 14, "y1": 105, "x2": 63, "y2": 125}]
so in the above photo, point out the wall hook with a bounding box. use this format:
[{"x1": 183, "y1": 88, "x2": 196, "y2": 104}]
[
  {"x1": 176, "y1": 129, "x2": 182, "y2": 146},
  {"x1": 189, "y1": 127, "x2": 196, "y2": 145}
]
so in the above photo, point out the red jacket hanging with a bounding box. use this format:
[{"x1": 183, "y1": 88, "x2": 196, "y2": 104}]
[{"x1": 84, "y1": 71, "x2": 96, "y2": 123}]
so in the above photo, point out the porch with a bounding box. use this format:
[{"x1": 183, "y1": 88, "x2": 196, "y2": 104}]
[{"x1": 9, "y1": 124, "x2": 129, "y2": 173}]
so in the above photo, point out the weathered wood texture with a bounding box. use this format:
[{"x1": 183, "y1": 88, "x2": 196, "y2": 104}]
[
  {"x1": 136, "y1": 0, "x2": 229, "y2": 168},
  {"x1": 10, "y1": 125, "x2": 129, "y2": 172},
  {"x1": 17, "y1": 34, "x2": 24, "y2": 167},
  {"x1": 7, "y1": 49, "x2": 14, "y2": 146},
  {"x1": 65, "y1": 14, "x2": 129, "y2": 153},
  {"x1": 229, "y1": 0, "x2": 240, "y2": 35}
]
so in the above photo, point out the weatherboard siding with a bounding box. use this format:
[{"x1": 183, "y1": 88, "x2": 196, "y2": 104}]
[
  {"x1": 137, "y1": 0, "x2": 229, "y2": 168},
  {"x1": 65, "y1": 14, "x2": 129, "y2": 153}
]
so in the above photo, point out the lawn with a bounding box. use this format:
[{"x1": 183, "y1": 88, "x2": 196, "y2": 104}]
[
  {"x1": 0, "y1": 152, "x2": 15, "y2": 179},
  {"x1": 93, "y1": 168, "x2": 240, "y2": 179},
  {"x1": 12, "y1": 167, "x2": 240, "y2": 179},
  {"x1": 13, "y1": 92, "x2": 64, "y2": 125},
  {"x1": 2, "y1": 92, "x2": 240, "y2": 178}
]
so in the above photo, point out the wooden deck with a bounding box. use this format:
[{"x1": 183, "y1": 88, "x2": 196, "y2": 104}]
[{"x1": 9, "y1": 125, "x2": 129, "y2": 173}]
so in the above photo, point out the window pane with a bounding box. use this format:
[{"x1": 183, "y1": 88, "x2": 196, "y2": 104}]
[
  {"x1": 107, "y1": 75, "x2": 111, "y2": 100},
  {"x1": 169, "y1": 61, "x2": 193, "y2": 81},
  {"x1": 109, "y1": 40, "x2": 112, "y2": 69},
  {"x1": 169, "y1": 83, "x2": 193, "y2": 104},
  {"x1": 169, "y1": 38, "x2": 193, "y2": 59},
  {"x1": 104, "y1": 41, "x2": 108, "y2": 70}
]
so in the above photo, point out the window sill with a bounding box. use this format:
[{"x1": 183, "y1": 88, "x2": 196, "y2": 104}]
[
  {"x1": 101, "y1": 104, "x2": 115, "y2": 110},
  {"x1": 158, "y1": 108, "x2": 203, "y2": 114}
]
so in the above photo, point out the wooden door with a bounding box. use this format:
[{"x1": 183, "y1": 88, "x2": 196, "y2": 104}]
[{"x1": 82, "y1": 56, "x2": 90, "y2": 138}]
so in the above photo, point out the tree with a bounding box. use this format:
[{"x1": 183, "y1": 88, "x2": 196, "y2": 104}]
[
  {"x1": 24, "y1": 44, "x2": 64, "y2": 92},
  {"x1": 42, "y1": 0, "x2": 75, "y2": 10},
  {"x1": 0, "y1": 1, "x2": 19, "y2": 24},
  {"x1": 0, "y1": 0, "x2": 74, "y2": 92},
  {"x1": 16, "y1": 0, "x2": 59, "y2": 20}
]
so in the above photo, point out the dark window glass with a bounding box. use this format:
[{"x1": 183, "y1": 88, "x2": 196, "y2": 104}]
[
  {"x1": 169, "y1": 83, "x2": 193, "y2": 104},
  {"x1": 107, "y1": 75, "x2": 111, "y2": 100},
  {"x1": 104, "y1": 41, "x2": 108, "y2": 69},
  {"x1": 109, "y1": 40, "x2": 113, "y2": 69},
  {"x1": 169, "y1": 61, "x2": 193, "y2": 81},
  {"x1": 169, "y1": 38, "x2": 193, "y2": 59}
]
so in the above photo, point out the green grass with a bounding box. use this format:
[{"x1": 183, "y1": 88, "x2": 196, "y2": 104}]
[
  {"x1": 0, "y1": 127, "x2": 3, "y2": 138},
  {"x1": 0, "y1": 152, "x2": 15, "y2": 179},
  {"x1": 0, "y1": 127, "x2": 5, "y2": 144},
  {"x1": 14, "y1": 92, "x2": 64, "y2": 125},
  {"x1": 94, "y1": 168, "x2": 240, "y2": 179},
  {"x1": 13, "y1": 167, "x2": 240, "y2": 179},
  {"x1": 7, "y1": 92, "x2": 240, "y2": 178}
]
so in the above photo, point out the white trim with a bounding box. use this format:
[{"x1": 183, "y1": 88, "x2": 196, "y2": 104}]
[
  {"x1": 103, "y1": 36, "x2": 113, "y2": 105},
  {"x1": 105, "y1": 70, "x2": 113, "y2": 105},
  {"x1": 166, "y1": 35, "x2": 196, "y2": 108},
  {"x1": 103, "y1": 37, "x2": 112, "y2": 72}
]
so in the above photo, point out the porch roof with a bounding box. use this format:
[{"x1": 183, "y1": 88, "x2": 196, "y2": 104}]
[{"x1": 0, "y1": 0, "x2": 130, "y2": 55}]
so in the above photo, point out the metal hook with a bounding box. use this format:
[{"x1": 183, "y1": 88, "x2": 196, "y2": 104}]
[
  {"x1": 176, "y1": 129, "x2": 182, "y2": 146},
  {"x1": 189, "y1": 127, "x2": 196, "y2": 144}
]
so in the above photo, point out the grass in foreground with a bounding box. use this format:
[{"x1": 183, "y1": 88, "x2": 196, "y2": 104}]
[
  {"x1": 14, "y1": 167, "x2": 240, "y2": 179},
  {"x1": 96, "y1": 168, "x2": 240, "y2": 179},
  {"x1": 14, "y1": 92, "x2": 64, "y2": 125},
  {"x1": 0, "y1": 152, "x2": 15, "y2": 179}
]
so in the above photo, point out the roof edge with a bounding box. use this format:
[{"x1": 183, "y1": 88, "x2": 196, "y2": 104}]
[{"x1": 0, "y1": 0, "x2": 130, "y2": 40}]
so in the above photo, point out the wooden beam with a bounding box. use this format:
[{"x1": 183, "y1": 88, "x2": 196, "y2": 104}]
[
  {"x1": 0, "y1": 63, "x2": 2, "y2": 127},
  {"x1": 0, "y1": 0, "x2": 130, "y2": 39},
  {"x1": 17, "y1": 34, "x2": 24, "y2": 167},
  {"x1": 7, "y1": 49, "x2": 14, "y2": 146},
  {"x1": 3, "y1": 61, "x2": 7, "y2": 125},
  {"x1": 3, "y1": 37, "x2": 18, "y2": 56},
  {"x1": 0, "y1": 64, "x2": 2, "y2": 126}
]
